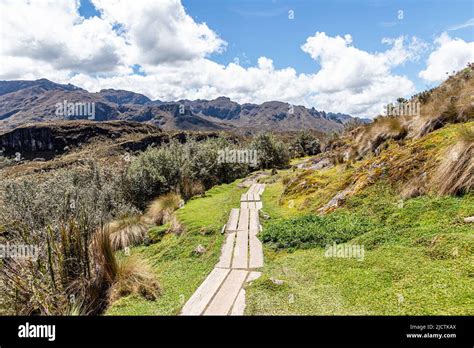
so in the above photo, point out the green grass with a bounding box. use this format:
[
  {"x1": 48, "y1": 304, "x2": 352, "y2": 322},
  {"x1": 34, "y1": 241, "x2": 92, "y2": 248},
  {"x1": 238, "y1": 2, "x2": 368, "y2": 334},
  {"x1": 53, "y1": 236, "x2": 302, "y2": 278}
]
[
  {"x1": 106, "y1": 180, "x2": 246, "y2": 315},
  {"x1": 246, "y1": 182, "x2": 474, "y2": 315}
]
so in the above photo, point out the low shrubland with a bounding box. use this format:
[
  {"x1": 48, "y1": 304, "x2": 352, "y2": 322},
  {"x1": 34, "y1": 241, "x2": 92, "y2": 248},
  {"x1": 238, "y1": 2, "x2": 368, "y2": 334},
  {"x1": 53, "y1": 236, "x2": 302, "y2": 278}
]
[{"x1": 261, "y1": 212, "x2": 377, "y2": 250}]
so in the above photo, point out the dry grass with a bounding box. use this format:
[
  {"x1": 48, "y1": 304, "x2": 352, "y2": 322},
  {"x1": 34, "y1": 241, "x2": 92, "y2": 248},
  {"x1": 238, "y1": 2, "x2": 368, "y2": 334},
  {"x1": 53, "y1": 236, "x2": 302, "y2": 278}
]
[
  {"x1": 352, "y1": 116, "x2": 407, "y2": 158},
  {"x1": 106, "y1": 215, "x2": 149, "y2": 251},
  {"x1": 432, "y1": 131, "x2": 473, "y2": 196},
  {"x1": 108, "y1": 254, "x2": 160, "y2": 303},
  {"x1": 141, "y1": 192, "x2": 182, "y2": 225}
]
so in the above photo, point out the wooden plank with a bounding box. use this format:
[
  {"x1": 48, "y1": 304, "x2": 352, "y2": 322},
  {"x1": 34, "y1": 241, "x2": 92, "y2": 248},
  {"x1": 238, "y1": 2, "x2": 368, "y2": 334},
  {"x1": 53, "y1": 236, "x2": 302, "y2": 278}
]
[
  {"x1": 240, "y1": 201, "x2": 248, "y2": 209},
  {"x1": 181, "y1": 268, "x2": 230, "y2": 315},
  {"x1": 232, "y1": 229, "x2": 248, "y2": 269},
  {"x1": 247, "y1": 184, "x2": 257, "y2": 195},
  {"x1": 249, "y1": 209, "x2": 259, "y2": 235},
  {"x1": 255, "y1": 201, "x2": 263, "y2": 210},
  {"x1": 216, "y1": 232, "x2": 235, "y2": 268},
  {"x1": 247, "y1": 201, "x2": 256, "y2": 210},
  {"x1": 249, "y1": 235, "x2": 264, "y2": 269},
  {"x1": 253, "y1": 193, "x2": 260, "y2": 201},
  {"x1": 237, "y1": 208, "x2": 249, "y2": 231},
  {"x1": 240, "y1": 193, "x2": 247, "y2": 202},
  {"x1": 230, "y1": 288, "x2": 246, "y2": 315},
  {"x1": 204, "y1": 270, "x2": 248, "y2": 315},
  {"x1": 226, "y1": 208, "x2": 240, "y2": 232}
]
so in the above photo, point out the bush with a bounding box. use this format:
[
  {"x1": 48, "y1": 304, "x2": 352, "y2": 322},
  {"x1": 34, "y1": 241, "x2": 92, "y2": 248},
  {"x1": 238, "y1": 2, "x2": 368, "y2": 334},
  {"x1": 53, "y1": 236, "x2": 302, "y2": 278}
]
[
  {"x1": 0, "y1": 162, "x2": 140, "y2": 315},
  {"x1": 251, "y1": 133, "x2": 290, "y2": 169},
  {"x1": 0, "y1": 161, "x2": 135, "y2": 230},
  {"x1": 261, "y1": 212, "x2": 376, "y2": 250},
  {"x1": 124, "y1": 137, "x2": 250, "y2": 207},
  {"x1": 289, "y1": 131, "x2": 321, "y2": 158},
  {"x1": 124, "y1": 143, "x2": 184, "y2": 209}
]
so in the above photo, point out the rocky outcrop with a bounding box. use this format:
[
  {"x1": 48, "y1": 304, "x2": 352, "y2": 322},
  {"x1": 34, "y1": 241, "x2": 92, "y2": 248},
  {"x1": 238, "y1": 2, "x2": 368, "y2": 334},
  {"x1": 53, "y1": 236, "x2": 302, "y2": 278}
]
[{"x1": 0, "y1": 121, "x2": 160, "y2": 160}]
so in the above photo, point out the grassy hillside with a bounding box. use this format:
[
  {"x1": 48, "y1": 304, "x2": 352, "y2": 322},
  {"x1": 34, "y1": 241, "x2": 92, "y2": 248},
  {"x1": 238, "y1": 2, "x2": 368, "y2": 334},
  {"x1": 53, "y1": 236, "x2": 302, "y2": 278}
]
[{"x1": 246, "y1": 123, "x2": 473, "y2": 315}]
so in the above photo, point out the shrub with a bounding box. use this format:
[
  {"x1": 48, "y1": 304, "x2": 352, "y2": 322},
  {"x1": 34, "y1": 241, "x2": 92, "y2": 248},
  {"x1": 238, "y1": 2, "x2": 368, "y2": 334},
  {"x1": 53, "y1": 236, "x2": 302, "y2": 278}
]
[
  {"x1": 124, "y1": 144, "x2": 184, "y2": 209},
  {"x1": 124, "y1": 137, "x2": 250, "y2": 207},
  {"x1": 261, "y1": 212, "x2": 376, "y2": 250},
  {"x1": 289, "y1": 131, "x2": 321, "y2": 158},
  {"x1": 251, "y1": 133, "x2": 290, "y2": 169},
  {"x1": 0, "y1": 163, "x2": 141, "y2": 315},
  {"x1": 0, "y1": 161, "x2": 135, "y2": 230}
]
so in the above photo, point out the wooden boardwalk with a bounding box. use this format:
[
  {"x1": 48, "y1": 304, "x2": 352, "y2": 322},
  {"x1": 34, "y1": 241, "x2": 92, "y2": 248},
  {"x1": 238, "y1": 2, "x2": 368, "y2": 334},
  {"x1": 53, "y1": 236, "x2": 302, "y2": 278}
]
[{"x1": 181, "y1": 183, "x2": 265, "y2": 316}]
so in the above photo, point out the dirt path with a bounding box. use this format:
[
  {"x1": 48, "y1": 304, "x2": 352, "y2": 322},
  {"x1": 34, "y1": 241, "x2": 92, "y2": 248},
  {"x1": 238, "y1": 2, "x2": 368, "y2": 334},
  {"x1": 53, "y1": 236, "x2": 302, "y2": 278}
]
[{"x1": 181, "y1": 183, "x2": 265, "y2": 315}]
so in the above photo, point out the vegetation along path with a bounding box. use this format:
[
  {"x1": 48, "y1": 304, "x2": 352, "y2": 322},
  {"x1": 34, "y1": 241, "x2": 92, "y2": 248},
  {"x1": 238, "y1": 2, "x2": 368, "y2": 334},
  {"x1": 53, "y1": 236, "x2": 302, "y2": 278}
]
[{"x1": 181, "y1": 183, "x2": 266, "y2": 315}]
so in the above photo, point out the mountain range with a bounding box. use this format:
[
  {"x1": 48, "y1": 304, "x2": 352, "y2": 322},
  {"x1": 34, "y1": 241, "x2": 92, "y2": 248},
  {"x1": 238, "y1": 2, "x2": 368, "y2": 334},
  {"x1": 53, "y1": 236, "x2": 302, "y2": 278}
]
[{"x1": 0, "y1": 79, "x2": 369, "y2": 134}]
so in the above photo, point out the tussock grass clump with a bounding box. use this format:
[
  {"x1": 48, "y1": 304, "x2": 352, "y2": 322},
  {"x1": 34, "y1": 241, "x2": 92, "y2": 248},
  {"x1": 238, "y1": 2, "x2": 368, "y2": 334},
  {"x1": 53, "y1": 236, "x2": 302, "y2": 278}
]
[
  {"x1": 0, "y1": 221, "x2": 116, "y2": 315},
  {"x1": 432, "y1": 127, "x2": 473, "y2": 196},
  {"x1": 106, "y1": 215, "x2": 149, "y2": 251},
  {"x1": 109, "y1": 254, "x2": 160, "y2": 303},
  {"x1": 142, "y1": 192, "x2": 182, "y2": 225}
]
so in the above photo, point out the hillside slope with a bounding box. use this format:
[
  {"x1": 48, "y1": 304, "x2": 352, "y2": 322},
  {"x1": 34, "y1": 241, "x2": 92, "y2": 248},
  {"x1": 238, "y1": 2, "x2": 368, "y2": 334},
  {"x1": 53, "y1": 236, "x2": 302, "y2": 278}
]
[{"x1": 243, "y1": 67, "x2": 473, "y2": 315}]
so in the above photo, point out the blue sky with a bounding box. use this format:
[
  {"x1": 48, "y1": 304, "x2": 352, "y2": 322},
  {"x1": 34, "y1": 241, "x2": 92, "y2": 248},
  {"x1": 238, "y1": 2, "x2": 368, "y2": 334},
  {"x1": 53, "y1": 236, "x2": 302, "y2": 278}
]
[{"x1": 2, "y1": 0, "x2": 472, "y2": 117}]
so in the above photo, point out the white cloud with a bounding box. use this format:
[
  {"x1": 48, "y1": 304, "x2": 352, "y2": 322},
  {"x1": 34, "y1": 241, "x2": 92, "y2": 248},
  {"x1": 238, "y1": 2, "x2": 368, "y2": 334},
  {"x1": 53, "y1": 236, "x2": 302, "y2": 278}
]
[
  {"x1": 0, "y1": 0, "x2": 129, "y2": 75},
  {"x1": 91, "y1": 0, "x2": 226, "y2": 66},
  {"x1": 419, "y1": 32, "x2": 474, "y2": 82}
]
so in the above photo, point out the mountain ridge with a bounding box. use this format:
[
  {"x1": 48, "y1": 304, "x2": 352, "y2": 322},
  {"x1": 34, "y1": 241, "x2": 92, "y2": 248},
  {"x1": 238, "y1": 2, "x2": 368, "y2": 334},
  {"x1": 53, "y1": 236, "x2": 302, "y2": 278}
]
[{"x1": 0, "y1": 79, "x2": 369, "y2": 133}]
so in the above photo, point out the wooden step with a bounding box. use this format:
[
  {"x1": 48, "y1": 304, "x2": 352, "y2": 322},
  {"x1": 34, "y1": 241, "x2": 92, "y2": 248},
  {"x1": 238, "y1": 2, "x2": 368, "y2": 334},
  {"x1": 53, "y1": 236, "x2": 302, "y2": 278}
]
[
  {"x1": 216, "y1": 232, "x2": 236, "y2": 268},
  {"x1": 232, "y1": 229, "x2": 249, "y2": 269},
  {"x1": 204, "y1": 270, "x2": 248, "y2": 315},
  {"x1": 249, "y1": 235, "x2": 264, "y2": 269},
  {"x1": 237, "y1": 208, "x2": 249, "y2": 231},
  {"x1": 181, "y1": 268, "x2": 230, "y2": 315},
  {"x1": 225, "y1": 208, "x2": 240, "y2": 232},
  {"x1": 230, "y1": 288, "x2": 246, "y2": 315},
  {"x1": 249, "y1": 209, "x2": 259, "y2": 232},
  {"x1": 247, "y1": 184, "x2": 257, "y2": 195}
]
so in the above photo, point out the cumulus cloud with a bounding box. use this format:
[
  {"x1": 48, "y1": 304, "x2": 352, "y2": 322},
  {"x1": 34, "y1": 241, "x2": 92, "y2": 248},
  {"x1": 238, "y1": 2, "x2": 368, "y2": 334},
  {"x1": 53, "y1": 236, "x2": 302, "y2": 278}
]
[
  {"x1": 419, "y1": 32, "x2": 474, "y2": 82},
  {"x1": 91, "y1": 0, "x2": 226, "y2": 65},
  {"x1": 0, "y1": 0, "x2": 445, "y2": 117},
  {"x1": 0, "y1": 0, "x2": 129, "y2": 76}
]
